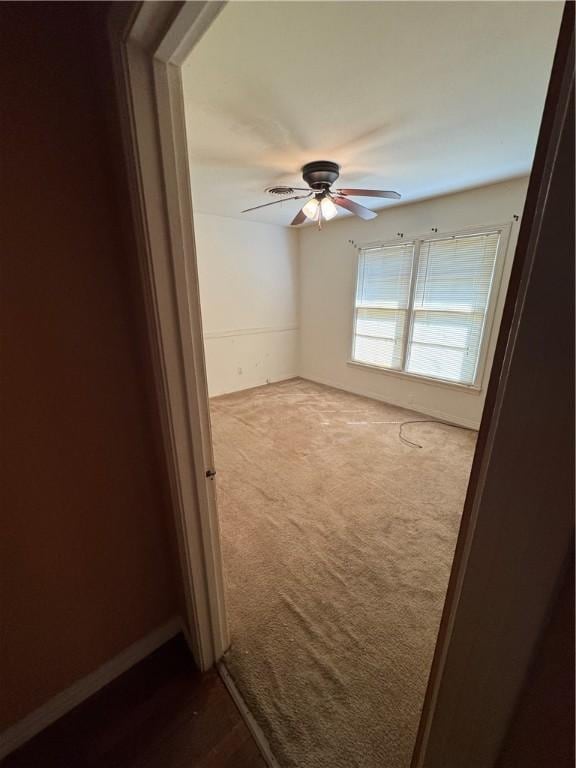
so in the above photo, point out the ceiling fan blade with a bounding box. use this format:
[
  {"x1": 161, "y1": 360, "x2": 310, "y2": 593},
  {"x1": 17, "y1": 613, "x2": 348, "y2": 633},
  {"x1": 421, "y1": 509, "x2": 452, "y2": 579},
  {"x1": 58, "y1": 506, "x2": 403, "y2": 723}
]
[
  {"x1": 241, "y1": 194, "x2": 310, "y2": 213},
  {"x1": 290, "y1": 207, "x2": 308, "y2": 226},
  {"x1": 337, "y1": 188, "x2": 401, "y2": 200},
  {"x1": 333, "y1": 195, "x2": 377, "y2": 220}
]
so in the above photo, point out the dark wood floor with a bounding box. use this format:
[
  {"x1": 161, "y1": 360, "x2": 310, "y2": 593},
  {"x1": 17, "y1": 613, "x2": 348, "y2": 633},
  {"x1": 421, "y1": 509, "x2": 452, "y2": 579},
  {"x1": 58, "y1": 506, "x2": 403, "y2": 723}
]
[{"x1": 3, "y1": 635, "x2": 266, "y2": 768}]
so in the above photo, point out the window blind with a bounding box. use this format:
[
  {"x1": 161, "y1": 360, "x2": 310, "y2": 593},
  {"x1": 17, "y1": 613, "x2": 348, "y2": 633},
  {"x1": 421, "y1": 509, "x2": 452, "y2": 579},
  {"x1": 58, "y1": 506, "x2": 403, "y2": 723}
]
[
  {"x1": 406, "y1": 232, "x2": 500, "y2": 384},
  {"x1": 352, "y1": 242, "x2": 415, "y2": 370},
  {"x1": 352, "y1": 229, "x2": 502, "y2": 386}
]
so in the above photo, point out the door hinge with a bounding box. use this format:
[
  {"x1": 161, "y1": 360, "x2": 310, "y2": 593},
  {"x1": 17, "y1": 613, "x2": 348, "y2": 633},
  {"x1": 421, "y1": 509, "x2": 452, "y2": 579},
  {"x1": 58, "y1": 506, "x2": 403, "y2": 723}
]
[{"x1": 205, "y1": 469, "x2": 217, "y2": 478}]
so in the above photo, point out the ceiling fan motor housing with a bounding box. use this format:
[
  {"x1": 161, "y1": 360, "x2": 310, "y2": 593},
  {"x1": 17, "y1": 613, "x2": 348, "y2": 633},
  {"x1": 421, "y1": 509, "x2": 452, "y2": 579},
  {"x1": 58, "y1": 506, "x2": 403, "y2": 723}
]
[{"x1": 302, "y1": 160, "x2": 340, "y2": 191}]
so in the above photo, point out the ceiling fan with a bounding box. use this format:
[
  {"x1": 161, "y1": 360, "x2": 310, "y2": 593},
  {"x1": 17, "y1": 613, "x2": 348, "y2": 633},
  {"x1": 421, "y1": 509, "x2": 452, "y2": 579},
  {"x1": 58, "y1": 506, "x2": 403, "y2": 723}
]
[{"x1": 241, "y1": 161, "x2": 401, "y2": 228}]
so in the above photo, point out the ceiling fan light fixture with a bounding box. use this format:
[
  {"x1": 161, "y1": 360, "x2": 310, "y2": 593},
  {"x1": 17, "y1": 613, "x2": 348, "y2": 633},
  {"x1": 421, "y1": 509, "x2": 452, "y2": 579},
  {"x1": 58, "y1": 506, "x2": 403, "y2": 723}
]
[
  {"x1": 320, "y1": 196, "x2": 337, "y2": 220},
  {"x1": 302, "y1": 197, "x2": 320, "y2": 220},
  {"x1": 242, "y1": 160, "x2": 400, "y2": 226}
]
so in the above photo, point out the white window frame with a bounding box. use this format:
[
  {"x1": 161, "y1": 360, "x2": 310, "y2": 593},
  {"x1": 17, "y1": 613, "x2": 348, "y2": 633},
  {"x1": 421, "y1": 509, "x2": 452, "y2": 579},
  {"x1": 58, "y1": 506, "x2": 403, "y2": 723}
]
[{"x1": 349, "y1": 223, "x2": 512, "y2": 391}]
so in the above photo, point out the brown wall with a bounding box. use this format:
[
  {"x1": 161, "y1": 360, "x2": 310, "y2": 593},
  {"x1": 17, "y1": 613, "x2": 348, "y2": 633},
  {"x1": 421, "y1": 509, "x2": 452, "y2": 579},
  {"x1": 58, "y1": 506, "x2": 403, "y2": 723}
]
[
  {"x1": 1, "y1": 3, "x2": 179, "y2": 729},
  {"x1": 496, "y1": 550, "x2": 575, "y2": 768}
]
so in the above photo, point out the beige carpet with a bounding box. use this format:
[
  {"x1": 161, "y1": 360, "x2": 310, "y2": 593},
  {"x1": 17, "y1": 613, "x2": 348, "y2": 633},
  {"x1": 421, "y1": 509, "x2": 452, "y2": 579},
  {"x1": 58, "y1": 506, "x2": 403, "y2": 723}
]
[{"x1": 211, "y1": 378, "x2": 476, "y2": 768}]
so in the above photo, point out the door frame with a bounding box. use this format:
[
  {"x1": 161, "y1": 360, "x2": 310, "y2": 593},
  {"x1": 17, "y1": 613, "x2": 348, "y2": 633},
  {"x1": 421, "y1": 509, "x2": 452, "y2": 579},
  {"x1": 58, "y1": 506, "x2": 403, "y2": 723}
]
[
  {"x1": 109, "y1": 0, "x2": 573, "y2": 762},
  {"x1": 109, "y1": 1, "x2": 229, "y2": 672}
]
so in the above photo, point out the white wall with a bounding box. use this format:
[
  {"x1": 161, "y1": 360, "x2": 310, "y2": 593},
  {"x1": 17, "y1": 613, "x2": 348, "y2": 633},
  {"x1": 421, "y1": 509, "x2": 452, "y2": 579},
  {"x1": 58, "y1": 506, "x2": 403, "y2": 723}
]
[
  {"x1": 194, "y1": 181, "x2": 529, "y2": 419},
  {"x1": 299, "y1": 178, "x2": 530, "y2": 428},
  {"x1": 193, "y1": 213, "x2": 299, "y2": 396}
]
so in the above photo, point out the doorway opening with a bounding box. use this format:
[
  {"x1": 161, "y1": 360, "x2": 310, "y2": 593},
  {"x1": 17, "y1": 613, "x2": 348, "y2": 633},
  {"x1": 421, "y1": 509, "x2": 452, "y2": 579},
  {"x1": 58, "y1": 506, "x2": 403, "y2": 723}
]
[
  {"x1": 179, "y1": 3, "x2": 563, "y2": 765},
  {"x1": 115, "y1": 2, "x2": 569, "y2": 767}
]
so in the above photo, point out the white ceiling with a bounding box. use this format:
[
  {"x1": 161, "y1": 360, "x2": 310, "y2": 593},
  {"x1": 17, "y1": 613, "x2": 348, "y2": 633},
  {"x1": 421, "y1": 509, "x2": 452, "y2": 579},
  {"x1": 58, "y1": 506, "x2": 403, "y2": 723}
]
[{"x1": 182, "y1": 1, "x2": 562, "y2": 227}]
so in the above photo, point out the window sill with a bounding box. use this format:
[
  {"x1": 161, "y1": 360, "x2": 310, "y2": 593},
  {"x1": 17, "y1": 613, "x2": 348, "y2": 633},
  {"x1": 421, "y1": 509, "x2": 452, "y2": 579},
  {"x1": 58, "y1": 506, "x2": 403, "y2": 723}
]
[{"x1": 346, "y1": 360, "x2": 483, "y2": 393}]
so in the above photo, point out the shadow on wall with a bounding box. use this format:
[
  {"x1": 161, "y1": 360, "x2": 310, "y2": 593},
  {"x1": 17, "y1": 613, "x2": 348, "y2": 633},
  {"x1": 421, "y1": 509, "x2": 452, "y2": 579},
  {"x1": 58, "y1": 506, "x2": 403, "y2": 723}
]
[{"x1": 2, "y1": 2, "x2": 179, "y2": 732}]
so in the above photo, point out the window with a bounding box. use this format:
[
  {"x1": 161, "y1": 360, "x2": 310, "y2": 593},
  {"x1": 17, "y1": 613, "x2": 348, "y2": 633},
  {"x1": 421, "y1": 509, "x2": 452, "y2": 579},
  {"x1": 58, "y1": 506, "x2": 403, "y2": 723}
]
[{"x1": 352, "y1": 229, "x2": 502, "y2": 386}]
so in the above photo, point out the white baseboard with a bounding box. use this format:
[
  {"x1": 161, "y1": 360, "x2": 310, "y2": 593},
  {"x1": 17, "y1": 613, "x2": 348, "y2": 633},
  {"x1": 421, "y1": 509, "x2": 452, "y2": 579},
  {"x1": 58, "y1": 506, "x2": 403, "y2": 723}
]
[
  {"x1": 0, "y1": 617, "x2": 182, "y2": 759},
  {"x1": 217, "y1": 661, "x2": 281, "y2": 768},
  {"x1": 301, "y1": 374, "x2": 481, "y2": 430}
]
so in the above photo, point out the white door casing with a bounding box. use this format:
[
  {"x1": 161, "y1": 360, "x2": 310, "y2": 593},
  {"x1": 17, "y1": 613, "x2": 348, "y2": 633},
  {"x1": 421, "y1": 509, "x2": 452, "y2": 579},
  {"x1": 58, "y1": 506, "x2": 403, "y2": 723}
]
[{"x1": 109, "y1": 1, "x2": 229, "y2": 671}]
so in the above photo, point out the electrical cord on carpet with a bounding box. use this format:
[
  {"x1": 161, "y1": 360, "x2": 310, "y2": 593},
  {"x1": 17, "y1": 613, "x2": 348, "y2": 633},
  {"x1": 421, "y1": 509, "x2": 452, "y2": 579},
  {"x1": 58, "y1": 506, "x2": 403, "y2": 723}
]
[
  {"x1": 344, "y1": 417, "x2": 476, "y2": 448},
  {"x1": 396, "y1": 419, "x2": 476, "y2": 449}
]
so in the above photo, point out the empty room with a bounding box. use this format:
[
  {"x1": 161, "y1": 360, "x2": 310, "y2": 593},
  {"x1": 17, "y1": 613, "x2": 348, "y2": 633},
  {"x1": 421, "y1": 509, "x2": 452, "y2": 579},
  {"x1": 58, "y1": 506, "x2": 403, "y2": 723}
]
[
  {"x1": 181, "y1": 2, "x2": 563, "y2": 766},
  {"x1": 3, "y1": 2, "x2": 573, "y2": 768}
]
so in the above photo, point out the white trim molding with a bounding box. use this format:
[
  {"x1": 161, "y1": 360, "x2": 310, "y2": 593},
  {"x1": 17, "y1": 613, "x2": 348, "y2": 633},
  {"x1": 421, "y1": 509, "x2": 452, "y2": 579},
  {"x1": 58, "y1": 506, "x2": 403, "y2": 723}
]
[
  {"x1": 203, "y1": 324, "x2": 298, "y2": 340},
  {"x1": 0, "y1": 619, "x2": 181, "y2": 760},
  {"x1": 109, "y1": 2, "x2": 230, "y2": 672}
]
